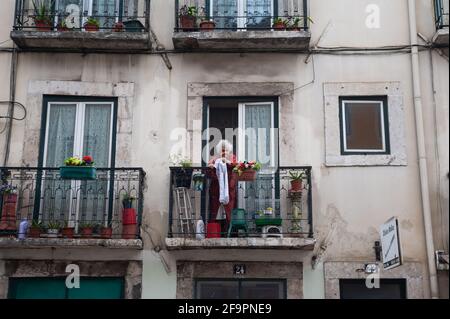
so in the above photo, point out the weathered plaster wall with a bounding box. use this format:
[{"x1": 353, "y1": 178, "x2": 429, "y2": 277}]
[{"x1": 0, "y1": 0, "x2": 448, "y2": 299}]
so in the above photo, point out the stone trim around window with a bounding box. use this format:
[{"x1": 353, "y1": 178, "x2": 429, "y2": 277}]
[
  {"x1": 324, "y1": 261, "x2": 424, "y2": 299},
  {"x1": 23, "y1": 80, "x2": 135, "y2": 167},
  {"x1": 187, "y1": 82, "x2": 295, "y2": 165},
  {"x1": 176, "y1": 261, "x2": 303, "y2": 299},
  {"x1": 324, "y1": 82, "x2": 407, "y2": 166}
]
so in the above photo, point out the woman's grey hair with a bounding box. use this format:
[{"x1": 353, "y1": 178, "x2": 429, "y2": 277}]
[{"x1": 216, "y1": 140, "x2": 233, "y2": 155}]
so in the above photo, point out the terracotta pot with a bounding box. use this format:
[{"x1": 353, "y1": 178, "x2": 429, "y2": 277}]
[
  {"x1": 100, "y1": 227, "x2": 113, "y2": 239},
  {"x1": 200, "y1": 21, "x2": 216, "y2": 31},
  {"x1": 84, "y1": 24, "x2": 99, "y2": 32},
  {"x1": 35, "y1": 21, "x2": 52, "y2": 31},
  {"x1": 290, "y1": 179, "x2": 303, "y2": 192},
  {"x1": 28, "y1": 227, "x2": 42, "y2": 238},
  {"x1": 80, "y1": 227, "x2": 93, "y2": 238},
  {"x1": 114, "y1": 22, "x2": 125, "y2": 32},
  {"x1": 61, "y1": 227, "x2": 75, "y2": 238},
  {"x1": 273, "y1": 22, "x2": 286, "y2": 30},
  {"x1": 180, "y1": 15, "x2": 196, "y2": 31},
  {"x1": 57, "y1": 26, "x2": 69, "y2": 32}
]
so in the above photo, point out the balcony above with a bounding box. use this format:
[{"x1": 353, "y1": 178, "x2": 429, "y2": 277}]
[
  {"x1": 173, "y1": 0, "x2": 311, "y2": 52},
  {"x1": 167, "y1": 166, "x2": 314, "y2": 251},
  {"x1": 11, "y1": 0, "x2": 151, "y2": 53}
]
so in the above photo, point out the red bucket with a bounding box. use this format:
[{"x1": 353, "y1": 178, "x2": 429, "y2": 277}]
[
  {"x1": 122, "y1": 223, "x2": 137, "y2": 239},
  {"x1": 206, "y1": 222, "x2": 221, "y2": 238},
  {"x1": 122, "y1": 208, "x2": 137, "y2": 225}
]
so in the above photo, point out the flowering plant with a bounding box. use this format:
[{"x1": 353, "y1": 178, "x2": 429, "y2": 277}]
[
  {"x1": 232, "y1": 161, "x2": 261, "y2": 176},
  {"x1": 0, "y1": 184, "x2": 18, "y2": 194},
  {"x1": 64, "y1": 156, "x2": 95, "y2": 166}
]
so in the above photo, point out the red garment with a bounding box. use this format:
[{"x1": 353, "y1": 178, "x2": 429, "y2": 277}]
[{"x1": 208, "y1": 164, "x2": 238, "y2": 228}]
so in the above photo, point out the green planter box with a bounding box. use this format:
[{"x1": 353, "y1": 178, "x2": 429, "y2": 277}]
[
  {"x1": 255, "y1": 218, "x2": 282, "y2": 227},
  {"x1": 59, "y1": 166, "x2": 97, "y2": 180}
]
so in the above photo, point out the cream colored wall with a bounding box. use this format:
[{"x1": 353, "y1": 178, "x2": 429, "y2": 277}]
[{"x1": 0, "y1": 0, "x2": 448, "y2": 299}]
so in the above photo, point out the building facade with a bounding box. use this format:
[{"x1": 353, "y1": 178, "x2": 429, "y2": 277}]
[{"x1": 0, "y1": 0, "x2": 448, "y2": 299}]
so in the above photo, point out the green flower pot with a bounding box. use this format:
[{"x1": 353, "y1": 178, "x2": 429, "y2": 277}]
[{"x1": 60, "y1": 166, "x2": 97, "y2": 180}]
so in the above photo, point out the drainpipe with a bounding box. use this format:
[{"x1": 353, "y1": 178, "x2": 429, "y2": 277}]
[
  {"x1": 2, "y1": 47, "x2": 18, "y2": 166},
  {"x1": 407, "y1": 0, "x2": 439, "y2": 299}
]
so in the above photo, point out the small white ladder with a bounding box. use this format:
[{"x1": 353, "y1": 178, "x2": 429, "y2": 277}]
[{"x1": 174, "y1": 187, "x2": 194, "y2": 237}]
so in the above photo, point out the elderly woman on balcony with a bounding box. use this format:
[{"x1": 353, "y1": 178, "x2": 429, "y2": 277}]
[{"x1": 208, "y1": 140, "x2": 238, "y2": 234}]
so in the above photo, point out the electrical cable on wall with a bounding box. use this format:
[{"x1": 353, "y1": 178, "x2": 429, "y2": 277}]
[{"x1": 0, "y1": 101, "x2": 27, "y2": 121}]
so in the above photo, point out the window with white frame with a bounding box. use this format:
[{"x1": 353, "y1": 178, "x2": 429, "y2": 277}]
[{"x1": 339, "y1": 97, "x2": 390, "y2": 155}]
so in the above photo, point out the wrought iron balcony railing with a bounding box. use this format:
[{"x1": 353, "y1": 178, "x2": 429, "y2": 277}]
[
  {"x1": 13, "y1": 0, "x2": 149, "y2": 32},
  {"x1": 0, "y1": 167, "x2": 145, "y2": 240},
  {"x1": 175, "y1": 0, "x2": 309, "y2": 32},
  {"x1": 435, "y1": 0, "x2": 449, "y2": 29},
  {"x1": 168, "y1": 166, "x2": 313, "y2": 240}
]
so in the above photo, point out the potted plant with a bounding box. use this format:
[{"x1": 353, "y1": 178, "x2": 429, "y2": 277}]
[
  {"x1": 46, "y1": 221, "x2": 60, "y2": 238},
  {"x1": 28, "y1": 220, "x2": 43, "y2": 238},
  {"x1": 79, "y1": 223, "x2": 94, "y2": 238},
  {"x1": 32, "y1": 0, "x2": 54, "y2": 31},
  {"x1": 286, "y1": 16, "x2": 314, "y2": 31},
  {"x1": 232, "y1": 161, "x2": 261, "y2": 182},
  {"x1": 100, "y1": 222, "x2": 113, "y2": 239},
  {"x1": 289, "y1": 170, "x2": 306, "y2": 192},
  {"x1": 60, "y1": 155, "x2": 96, "y2": 180},
  {"x1": 113, "y1": 21, "x2": 125, "y2": 32},
  {"x1": 84, "y1": 17, "x2": 100, "y2": 32},
  {"x1": 57, "y1": 18, "x2": 69, "y2": 31},
  {"x1": 272, "y1": 17, "x2": 287, "y2": 30},
  {"x1": 0, "y1": 184, "x2": 18, "y2": 231},
  {"x1": 170, "y1": 155, "x2": 194, "y2": 188},
  {"x1": 179, "y1": 5, "x2": 197, "y2": 31},
  {"x1": 61, "y1": 221, "x2": 75, "y2": 238},
  {"x1": 199, "y1": 6, "x2": 215, "y2": 31}
]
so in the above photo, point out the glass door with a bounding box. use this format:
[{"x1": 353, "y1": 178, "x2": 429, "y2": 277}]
[
  {"x1": 238, "y1": 102, "x2": 277, "y2": 215},
  {"x1": 211, "y1": 0, "x2": 273, "y2": 30},
  {"x1": 42, "y1": 101, "x2": 114, "y2": 228}
]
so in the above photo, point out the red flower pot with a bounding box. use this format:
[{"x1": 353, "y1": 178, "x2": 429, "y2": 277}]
[
  {"x1": 236, "y1": 170, "x2": 257, "y2": 182},
  {"x1": 200, "y1": 21, "x2": 216, "y2": 31},
  {"x1": 273, "y1": 22, "x2": 286, "y2": 30},
  {"x1": 100, "y1": 227, "x2": 113, "y2": 239},
  {"x1": 84, "y1": 24, "x2": 99, "y2": 32},
  {"x1": 290, "y1": 180, "x2": 303, "y2": 192},
  {"x1": 206, "y1": 222, "x2": 221, "y2": 238},
  {"x1": 35, "y1": 21, "x2": 52, "y2": 31},
  {"x1": 61, "y1": 227, "x2": 75, "y2": 238},
  {"x1": 28, "y1": 227, "x2": 42, "y2": 238},
  {"x1": 114, "y1": 22, "x2": 125, "y2": 32},
  {"x1": 180, "y1": 15, "x2": 196, "y2": 31},
  {"x1": 80, "y1": 227, "x2": 93, "y2": 238}
]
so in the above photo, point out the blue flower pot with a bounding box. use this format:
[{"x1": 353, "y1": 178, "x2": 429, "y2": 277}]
[{"x1": 59, "y1": 166, "x2": 97, "y2": 180}]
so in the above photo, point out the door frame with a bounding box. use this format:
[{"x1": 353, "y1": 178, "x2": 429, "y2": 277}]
[{"x1": 34, "y1": 95, "x2": 119, "y2": 222}]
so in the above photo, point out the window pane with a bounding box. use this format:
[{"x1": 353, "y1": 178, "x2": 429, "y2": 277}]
[
  {"x1": 344, "y1": 102, "x2": 384, "y2": 151},
  {"x1": 196, "y1": 281, "x2": 239, "y2": 299},
  {"x1": 247, "y1": 0, "x2": 272, "y2": 29},
  {"x1": 212, "y1": 0, "x2": 238, "y2": 29},
  {"x1": 340, "y1": 279, "x2": 406, "y2": 299},
  {"x1": 8, "y1": 278, "x2": 66, "y2": 299},
  {"x1": 241, "y1": 281, "x2": 285, "y2": 299}
]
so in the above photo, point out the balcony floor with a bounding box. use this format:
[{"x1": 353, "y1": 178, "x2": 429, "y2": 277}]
[
  {"x1": 165, "y1": 237, "x2": 316, "y2": 250},
  {"x1": 0, "y1": 237, "x2": 143, "y2": 250},
  {"x1": 10, "y1": 30, "x2": 151, "y2": 53},
  {"x1": 172, "y1": 30, "x2": 311, "y2": 52}
]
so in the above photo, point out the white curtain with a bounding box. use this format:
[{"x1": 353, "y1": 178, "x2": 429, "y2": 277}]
[
  {"x1": 80, "y1": 103, "x2": 112, "y2": 224},
  {"x1": 246, "y1": 0, "x2": 271, "y2": 29},
  {"x1": 212, "y1": 0, "x2": 238, "y2": 29},
  {"x1": 42, "y1": 104, "x2": 77, "y2": 223},
  {"x1": 244, "y1": 104, "x2": 275, "y2": 215},
  {"x1": 92, "y1": 0, "x2": 118, "y2": 29}
]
